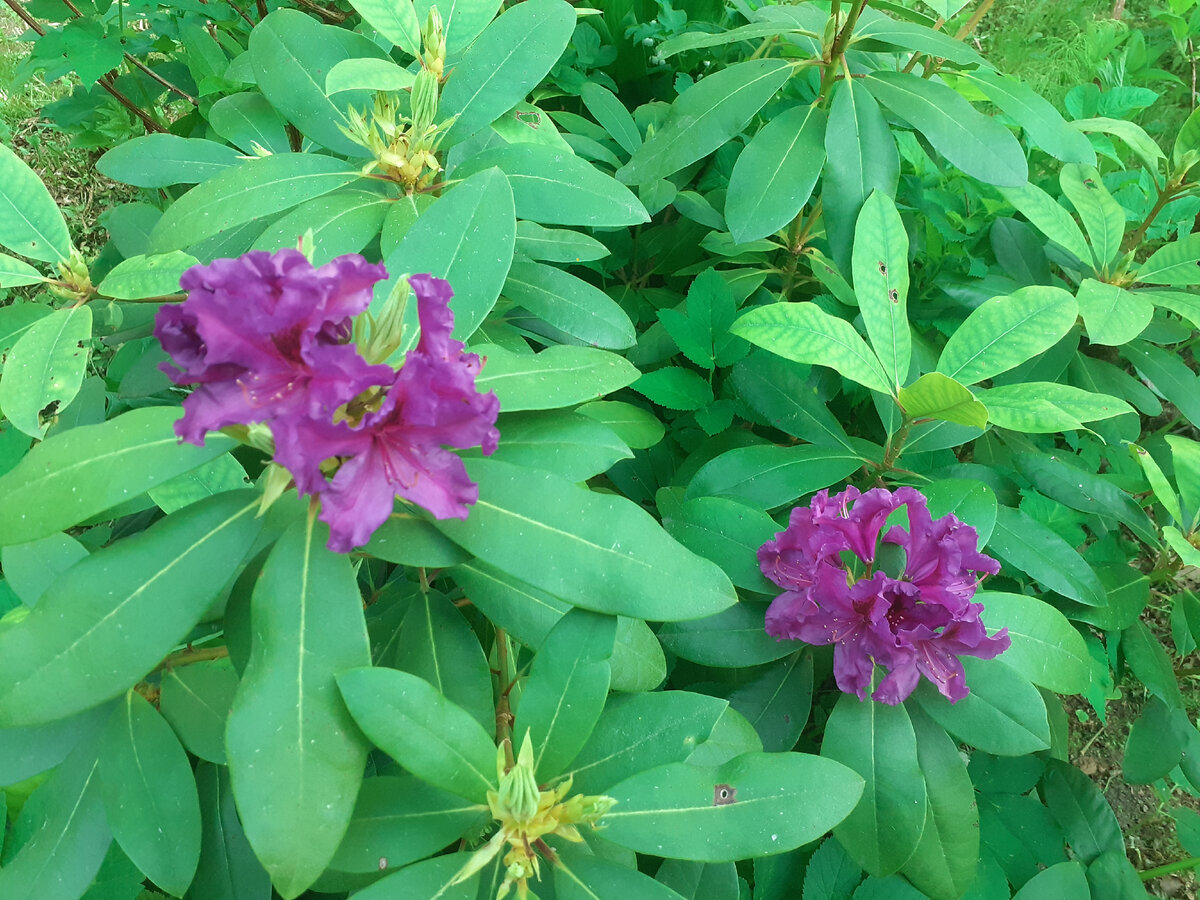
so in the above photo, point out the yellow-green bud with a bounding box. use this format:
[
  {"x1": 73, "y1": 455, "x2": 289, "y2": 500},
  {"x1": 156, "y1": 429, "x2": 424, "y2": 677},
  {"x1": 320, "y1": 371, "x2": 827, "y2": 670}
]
[
  {"x1": 421, "y1": 7, "x2": 446, "y2": 78},
  {"x1": 410, "y1": 68, "x2": 439, "y2": 134},
  {"x1": 494, "y1": 734, "x2": 542, "y2": 825}
]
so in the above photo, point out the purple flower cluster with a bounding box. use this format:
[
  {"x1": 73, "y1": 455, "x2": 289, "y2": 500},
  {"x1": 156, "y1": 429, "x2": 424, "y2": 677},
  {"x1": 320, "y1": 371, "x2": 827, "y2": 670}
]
[
  {"x1": 759, "y1": 486, "x2": 1009, "y2": 705},
  {"x1": 155, "y1": 250, "x2": 499, "y2": 553}
]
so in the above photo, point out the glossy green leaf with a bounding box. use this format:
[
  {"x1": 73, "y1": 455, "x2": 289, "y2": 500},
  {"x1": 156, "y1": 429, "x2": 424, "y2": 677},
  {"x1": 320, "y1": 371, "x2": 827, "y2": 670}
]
[
  {"x1": 852, "y1": 15, "x2": 985, "y2": 65},
  {"x1": 974, "y1": 591, "x2": 1093, "y2": 694},
  {"x1": 1041, "y1": 760, "x2": 1123, "y2": 864},
  {"x1": 685, "y1": 444, "x2": 863, "y2": 509},
  {"x1": 514, "y1": 221, "x2": 610, "y2": 263},
  {"x1": 976, "y1": 382, "x2": 1131, "y2": 433},
  {"x1": 225, "y1": 516, "x2": 370, "y2": 899},
  {"x1": 473, "y1": 344, "x2": 640, "y2": 411},
  {"x1": 382, "y1": 168, "x2": 515, "y2": 341},
  {"x1": 487, "y1": 409, "x2": 631, "y2": 481},
  {"x1": 728, "y1": 652, "x2": 812, "y2": 753},
  {"x1": 365, "y1": 512, "x2": 471, "y2": 567},
  {"x1": 454, "y1": 143, "x2": 647, "y2": 227},
  {"x1": 149, "y1": 154, "x2": 361, "y2": 254},
  {"x1": 1, "y1": 531, "x2": 87, "y2": 607},
  {"x1": 617, "y1": 60, "x2": 793, "y2": 185},
  {"x1": 413, "y1": 0, "x2": 501, "y2": 56},
  {"x1": 441, "y1": 0, "x2": 576, "y2": 144},
  {"x1": 998, "y1": 182, "x2": 1092, "y2": 265},
  {"x1": 503, "y1": 258, "x2": 636, "y2": 349},
  {"x1": 1085, "y1": 851, "x2": 1151, "y2": 900},
  {"x1": 602, "y1": 751, "x2": 863, "y2": 861},
  {"x1": 349, "y1": 852, "x2": 483, "y2": 900},
  {"x1": 1076, "y1": 278, "x2": 1151, "y2": 345},
  {"x1": 97, "y1": 251, "x2": 198, "y2": 300},
  {"x1": 1136, "y1": 232, "x2": 1200, "y2": 285},
  {"x1": 731, "y1": 302, "x2": 893, "y2": 395},
  {"x1": 326, "y1": 57, "x2": 416, "y2": 95},
  {"x1": 434, "y1": 459, "x2": 737, "y2": 621},
  {"x1": 96, "y1": 135, "x2": 241, "y2": 188},
  {"x1": 916, "y1": 658, "x2": 1051, "y2": 756},
  {"x1": 731, "y1": 352, "x2": 855, "y2": 451},
  {"x1": 659, "y1": 21, "x2": 818, "y2": 59},
  {"x1": 962, "y1": 69, "x2": 1095, "y2": 165},
  {"x1": 580, "y1": 83, "x2": 641, "y2": 155},
  {"x1": 1011, "y1": 861, "x2": 1088, "y2": 900},
  {"x1": 865, "y1": 71, "x2": 1027, "y2": 187},
  {"x1": 191, "y1": 762, "x2": 271, "y2": 900},
  {"x1": 0, "y1": 492, "x2": 261, "y2": 727},
  {"x1": 898, "y1": 372, "x2": 988, "y2": 429},
  {"x1": 1122, "y1": 619, "x2": 1184, "y2": 707},
  {"x1": 1124, "y1": 697, "x2": 1190, "y2": 784},
  {"x1": 208, "y1": 92, "x2": 291, "y2": 155},
  {"x1": 346, "y1": 0, "x2": 420, "y2": 57},
  {"x1": 821, "y1": 694, "x2": 927, "y2": 876},
  {"x1": 0, "y1": 142, "x2": 71, "y2": 263},
  {"x1": 0, "y1": 252, "x2": 45, "y2": 288},
  {"x1": 852, "y1": 191, "x2": 911, "y2": 393},
  {"x1": 661, "y1": 495, "x2": 777, "y2": 592},
  {"x1": 0, "y1": 305, "x2": 91, "y2": 438},
  {"x1": 1071, "y1": 116, "x2": 1164, "y2": 174},
  {"x1": 658, "y1": 602, "x2": 800, "y2": 668},
  {"x1": 558, "y1": 849, "x2": 692, "y2": 899},
  {"x1": 99, "y1": 692, "x2": 201, "y2": 896},
  {"x1": 252, "y1": 191, "x2": 389, "y2": 265},
  {"x1": 159, "y1": 658, "x2": 239, "y2": 765},
  {"x1": 1060, "y1": 164, "x2": 1124, "y2": 271},
  {"x1": 337, "y1": 666, "x2": 498, "y2": 803},
  {"x1": 0, "y1": 703, "x2": 109, "y2": 787},
  {"x1": 936, "y1": 286, "x2": 1077, "y2": 385},
  {"x1": 630, "y1": 366, "x2": 713, "y2": 411},
  {"x1": 0, "y1": 407, "x2": 236, "y2": 546},
  {"x1": 514, "y1": 608, "x2": 615, "y2": 777},
  {"x1": 726, "y1": 105, "x2": 826, "y2": 244},
  {"x1": 450, "y1": 559, "x2": 569, "y2": 649}
]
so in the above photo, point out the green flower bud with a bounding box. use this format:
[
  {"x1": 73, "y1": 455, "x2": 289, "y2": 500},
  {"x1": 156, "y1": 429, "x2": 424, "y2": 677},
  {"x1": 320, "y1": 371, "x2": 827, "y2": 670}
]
[
  {"x1": 411, "y1": 68, "x2": 440, "y2": 134},
  {"x1": 494, "y1": 733, "x2": 541, "y2": 825}
]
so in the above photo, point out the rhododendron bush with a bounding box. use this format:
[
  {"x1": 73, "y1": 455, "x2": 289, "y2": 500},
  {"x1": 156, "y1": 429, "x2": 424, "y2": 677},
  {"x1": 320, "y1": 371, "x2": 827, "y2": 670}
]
[{"x1": 2, "y1": 0, "x2": 1200, "y2": 897}]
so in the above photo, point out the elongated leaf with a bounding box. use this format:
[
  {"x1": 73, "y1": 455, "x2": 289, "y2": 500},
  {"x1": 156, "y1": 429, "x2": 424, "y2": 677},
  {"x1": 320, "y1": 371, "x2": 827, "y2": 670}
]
[
  {"x1": 662, "y1": 495, "x2": 777, "y2": 592},
  {"x1": 1060, "y1": 164, "x2": 1124, "y2": 271},
  {"x1": 936, "y1": 286, "x2": 1077, "y2": 385},
  {"x1": 617, "y1": 60, "x2": 793, "y2": 185},
  {"x1": 726, "y1": 105, "x2": 826, "y2": 244},
  {"x1": 0, "y1": 407, "x2": 236, "y2": 546},
  {"x1": 822, "y1": 694, "x2": 927, "y2": 877},
  {"x1": 685, "y1": 444, "x2": 863, "y2": 509},
  {"x1": 226, "y1": 516, "x2": 370, "y2": 899},
  {"x1": 99, "y1": 692, "x2": 201, "y2": 896},
  {"x1": 97, "y1": 135, "x2": 242, "y2": 188},
  {"x1": 413, "y1": 0, "x2": 501, "y2": 56},
  {"x1": 731, "y1": 302, "x2": 893, "y2": 395},
  {"x1": 898, "y1": 372, "x2": 988, "y2": 429},
  {"x1": 472, "y1": 343, "x2": 640, "y2": 410},
  {"x1": 602, "y1": 752, "x2": 863, "y2": 861},
  {"x1": 659, "y1": 21, "x2": 818, "y2": 59},
  {"x1": 1011, "y1": 861, "x2": 1089, "y2": 900},
  {"x1": 149, "y1": 154, "x2": 361, "y2": 254},
  {"x1": 580, "y1": 83, "x2": 641, "y2": 155},
  {"x1": 192, "y1": 762, "x2": 271, "y2": 900},
  {"x1": 514, "y1": 221, "x2": 609, "y2": 263},
  {"x1": 728, "y1": 652, "x2": 812, "y2": 753},
  {"x1": 731, "y1": 352, "x2": 855, "y2": 450},
  {"x1": 441, "y1": 0, "x2": 576, "y2": 144},
  {"x1": 1041, "y1": 760, "x2": 1122, "y2": 864},
  {"x1": 853, "y1": 191, "x2": 911, "y2": 393},
  {"x1": 658, "y1": 601, "x2": 800, "y2": 668},
  {"x1": 976, "y1": 382, "x2": 1131, "y2": 432},
  {"x1": 381, "y1": 167, "x2": 515, "y2": 341},
  {"x1": 1076, "y1": 278, "x2": 1151, "y2": 345},
  {"x1": 351, "y1": 852, "x2": 485, "y2": 900},
  {"x1": 252, "y1": 190, "x2": 389, "y2": 265},
  {"x1": 1137, "y1": 232, "x2": 1200, "y2": 285},
  {"x1": 865, "y1": 71, "x2": 1027, "y2": 187},
  {"x1": 999, "y1": 182, "x2": 1092, "y2": 265},
  {"x1": 975, "y1": 591, "x2": 1093, "y2": 694},
  {"x1": 0, "y1": 252, "x2": 46, "y2": 288},
  {"x1": 0, "y1": 305, "x2": 92, "y2": 438},
  {"x1": 454, "y1": 143, "x2": 647, "y2": 227},
  {"x1": 0, "y1": 703, "x2": 109, "y2": 786},
  {"x1": 347, "y1": 0, "x2": 420, "y2": 57},
  {"x1": 916, "y1": 657, "x2": 1051, "y2": 755},
  {"x1": 159, "y1": 658, "x2": 238, "y2": 765},
  {"x1": 0, "y1": 492, "x2": 262, "y2": 728},
  {"x1": 962, "y1": 69, "x2": 1095, "y2": 165},
  {"x1": 337, "y1": 667, "x2": 498, "y2": 803},
  {"x1": 0, "y1": 142, "x2": 71, "y2": 262},
  {"x1": 1071, "y1": 116, "x2": 1164, "y2": 173},
  {"x1": 326, "y1": 57, "x2": 416, "y2": 95},
  {"x1": 97, "y1": 251, "x2": 199, "y2": 300},
  {"x1": 513, "y1": 608, "x2": 615, "y2": 778},
  {"x1": 208, "y1": 92, "x2": 291, "y2": 155},
  {"x1": 503, "y1": 259, "x2": 636, "y2": 349},
  {"x1": 852, "y1": 16, "x2": 985, "y2": 65},
  {"x1": 436, "y1": 459, "x2": 736, "y2": 620}
]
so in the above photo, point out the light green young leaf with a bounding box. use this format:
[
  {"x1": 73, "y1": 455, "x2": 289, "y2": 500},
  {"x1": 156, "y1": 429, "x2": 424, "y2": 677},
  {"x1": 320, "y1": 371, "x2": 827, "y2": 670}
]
[
  {"x1": 0, "y1": 305, "x2": 92, "y2": 438},
  {"x1": 975, "y1": 382, "x2": 1131, "y2": 433},
  {"x1": 1071, "y1": 116, "x2": 1165, "y2": 174},
  {"x1": 97, "y1": 251, "x2": 198, "y2": 300},
  {"x1": 0, "y1": 142, "x2": 72, "y2": 263},
  {"x1": 962, "y1": 69, "x2": 1096, "y2": 165},
  {"x1": 1075, "y1": 279, "x2": 1151, "y2": 345},
  {"x1": 1136, "y1": 232, "x2": 1200, "y2": 285},
  {"x1": 998, "y1": 182, "x2": 1092, "y2": 265},
  {"x1": 898, "y1": 372, "x2": 988, "y2": 429},
  {"x1": 503, "y1": 259, "x2": 636, "y2": 349},
  {"x1": 1059, "y1": 164, "x2": 1125, "y2": 272},
  {"x1": 0, "y1": 252, "x2": 47, "y2": 288},
  {"x1": 346, "y1": 0, "x2": 421, "y2": 57},
  {"x1": 472, "y1": 343, "x2": 640, "y2": 411}
]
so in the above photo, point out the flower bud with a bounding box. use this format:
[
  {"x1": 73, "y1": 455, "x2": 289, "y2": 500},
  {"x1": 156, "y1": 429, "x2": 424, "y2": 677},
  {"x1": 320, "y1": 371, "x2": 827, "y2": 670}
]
[
  {"x1": 410, "y1": 68, "x2": 440, "y2": 134},
  {"x1": 493, "y1": 733, "x2": 542, "y2": 825}
]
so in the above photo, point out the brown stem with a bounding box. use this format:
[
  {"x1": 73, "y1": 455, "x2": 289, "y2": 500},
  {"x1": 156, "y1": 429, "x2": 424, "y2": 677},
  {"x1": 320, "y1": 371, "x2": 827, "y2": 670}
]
[
  {"x1": 225, "y1": 0, "x2": 256, "y2": 27},
  {"x1": 954, "y1": 0, "x2": 996, "y2": 42},
  {"x1": 901, "y1": 17, "x2": 944, "y2": 73},
  {"x1": 818, "y1": 0, "x2": 870, "y2": 100},
  {"x1": 3, "y1": 0, "x2": 46, "y2": 35},
  {"x1": 1124, "y1": 184, "x2": 1180, "y2": 255},
  {"x1": 256, "y1": 0, "x2": 268, "y2": 18},
  {"x1": 152, "y1": 644, "x2": 230, "y2": 675},
  {"x1": 98, "y1": 73, "x2": 167, "y2": 132},
  {"x1": 286, "y1": 123, "x2": 304, "y2": 152},
  {"x1": 124, "y1": 54, "x2": 198, "y2": 105},
  {"x1": 289, "y1": 0, "x2": 349, "y2": 23}
]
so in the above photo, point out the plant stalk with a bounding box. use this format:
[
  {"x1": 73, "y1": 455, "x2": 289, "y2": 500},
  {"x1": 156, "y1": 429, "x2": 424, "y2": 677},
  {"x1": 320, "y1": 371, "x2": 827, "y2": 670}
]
[
  {"x1": 1140, "y1": 856, "x2": 1200, "y2": 881},
  {"x1": 954, "y1": 0, "x2": 996, "y2": 41}
]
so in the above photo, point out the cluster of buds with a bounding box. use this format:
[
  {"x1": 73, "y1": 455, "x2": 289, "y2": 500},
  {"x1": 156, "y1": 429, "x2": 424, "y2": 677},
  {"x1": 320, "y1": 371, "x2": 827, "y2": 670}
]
[
  {"x1": 339, "y1": 9, "x2": 451, "y2": 191},
  {"x1": 451, "y1": 733, "x2": 616, "y2": 899},
  {"x1": 49, "y1": 248, "x2": 93, "y2": 302}
]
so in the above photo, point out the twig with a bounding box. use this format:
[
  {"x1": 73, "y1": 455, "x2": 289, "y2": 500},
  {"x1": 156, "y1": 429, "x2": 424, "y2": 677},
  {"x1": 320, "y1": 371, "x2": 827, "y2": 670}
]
[
  {"x1": 256, "y1": 0, "x2": 268, "y2": 18},
  {"x1": 123, "y1": 54, "x2": 199, "y2": 105},
  {"x1": 3, "y1": 0, "x2": 46, "y2": 35},
  {"x1": 1112, "y1": 0, "x2": 1126, "y2": 19},
  {"x1": 290, "y1": 0, "x2": 349, "y2": 23},
  {"x1": 954, "y1": 0, "x2": 996, "y2": 42}
]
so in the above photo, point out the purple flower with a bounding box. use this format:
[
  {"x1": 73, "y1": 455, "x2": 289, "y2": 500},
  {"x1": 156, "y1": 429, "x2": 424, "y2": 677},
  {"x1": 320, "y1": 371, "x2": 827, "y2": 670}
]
[{"x1": 759, "y1": 486, "x2": 1008, "y2": 704}]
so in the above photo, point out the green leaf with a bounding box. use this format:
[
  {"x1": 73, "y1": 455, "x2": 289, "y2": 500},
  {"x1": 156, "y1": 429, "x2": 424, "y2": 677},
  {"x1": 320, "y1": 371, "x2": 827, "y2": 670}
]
[
  {"x1": 617, "y1": 60, "x2": 793, "y2": 185},
  {"x1": 1086, "y1": 851, "x2": 1151, "y2": 900},
  {"x1": 961, "y1": 69, "x2": 1095, "y2": 165},
  {"x1": 441, "y1": 0, "x2": 576, "y2": 144},
  {"x1": 349, "y1": 852, "x2": 485, "y2": 900},
  {"x1": 473, "y1": 343, "x2": 639, "y2": 411},
  {"x1": 852, "y1": 16, "x2": 985, "y2": 65},
  {"x1": 208, "y1": 92, "x2": 291, "y2": 155},
  {"x1": 865, "y1": 71, "x2": 1027, "y2": 187},
  {"x1": 1122, "y1": 343, "x2": 1200, "y2": 432},
  {"x1": 1059, "y1": 164, "x2": 1125, "y2": 271},
  {"x1": 329, "y1": 775, "x2": 486, "y2": 875},
  {"x1": 99, "y1": 692, "x2": 201, "y2": 896},
  {"x1": 149, "y1": 154, "x2": 362, "y2": 254},
  {"x1": 685, "y1": 444, "x2": 863, "y2": 509},
  {"x1": 1123, "y1": 697, "x2": 1190, "y2": 784},
  {"x1": 192, "y1": 762, "x2": 271, "y2": 900},
  {"x1": 998, "y1": 182, "x2": 1092, "y2": 265},
  {"x1": 658, "y1": 21, "x2": 818, "y2": 59},
  {"x1": 657, "y1": 268, "x2": 743, "y2": 371},
  {"x1": 915, "y1": 658, "x2": 1051, "y2": 756},
  {"x1": 726, "y1": 105, "x2": 826, "y2": 244},
  {"x1": 852, "y1": 191, "x2": 911, "y2": 395},
  {"x1": 576, "y1": 401, "x2": 664, "y2": 450},
  {"x1": 1075, "y1": 278, "x2": 1151, "y2": 345},
  {"x1": 96, "y1": 135, "x2": 241, "y2": 188},
  {"x1": 975, "y1": 382, "x2": 1131, "y2": 432},
  {"x1": 249, "y1": 9, "x2": 375, "y2": 155},
  {"x1": 147, "y1": 453, "x2": 251, "y2": 515},
  {"x1": 0, "y1": 142, "x2": 71, "y2": 263},
  {"x1": 326, "y1": 57, "x2": 416, "y2": 95},
  {"x1": 434, "y1": 458, "x2": 737, "y2": 621},
  {"x1": 0, "y1": 305, "x2": 91, "y2": 438},
  {"x1": 159, "y1": 658, "x2": 238, "y2": 765},
  {"x1": 823, "y1": 78, "x2": 899, "y2": 269},
  {"x1": 731, "y1": 302, "x2": 893, "y2": 395},
  {"x1": 611, "y1": 616, "x2": 667, "y2": 694},
  {"x1": 0, "y1": 491, "x2": 262, "y2": 728},
  {"x1": 974, "y1": 591, "x2": 1094, "y2": 694},
  {"x1": 661, "y1": 495, "x2": 778, "y2": 592},
  {"x1": 503, "y1": 258, "x2": 636, "y2": 349},
  {"x1": 0, "y1": 407, "x2": 236, "y2": 546},
  {"x1": 728, "y1": 652, "x2": 812, "y2": 753},
  {"x1": 1, "y1": 531, "x2": 87, "y2": 608},
  {"x1": 898, "y1": 373, "x2": 988, "y2": 429},
  {"x1": 1121, "y1": 619, "x2": 1184, "y2": 707},
  {"x1": 337, "y1": 667, "x2": 498, "y2": 803},
  {"x1": 97, "y1": 251, "x2": 198, "y2": 300},
  {"x1": 559, "y1": 850, "x2": 692, "y2": 899},
  {"x1": 731, "y1": 352, "x2": 855, "y2": 451},
  {"x1": 632, "y1": 366, "x2": 714, "y2": 411},
  {"x1": 252, "y1": 191, "x2": 389, "y2": 265},
  {"x1": 0, "y1": 252, "x2": 46, "y2": 288},
  {"x1": 414, "y1": 0, "x2": 501, "y2": 56},
  {"x1": 580, "y1": 83, "x2": 642, "y2": 156},
  {"x1": 602, "y1": 751, "x2": 864, "y2": 861},
  {"x1": 225, "y1": 517, "x2": 370, "y2": 899},
  {"x1": 1071, "y1": 116, "x2": 1164, "y2": 174},
  {"x1": 658, "y1": 602, "x2": 799, "y2": 668},
  {"x1": 514, "y1": 221, "x2": 610, "y2": 264},
  {"x1": 821, "y1": 694, "x2": 927, "y2": 876},
  {"x1": 381, "y1": 167, "x2": 515, "y2": 342},
  {"x1": 454, "y1": 143, "x2": 648, "y2": 227},
  {"x1": 487, "y1": 409, "x2": 632, "y2": 482},
  {"x1": 1011, "y1": 861, "x2": 1089, "y2": 900},
  {"x1": 936, "y1": 285, "x2": 1077, "y2": 385},
  {"x1": 901, "y1": 706, "x2": 980, "y2": 900},
  {"x1": 1041, "y1": 760, "x2": 1123, "y2": 864},
  {"x1": 513, "y1": 608, "x2": 615, "y2": 778},
  {"x1": 1136, "y1": 232, "x2": 1200, "y2": 285},
  {"x1": 346, "y1": 0, "x2": 420, "y2": 57}
]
